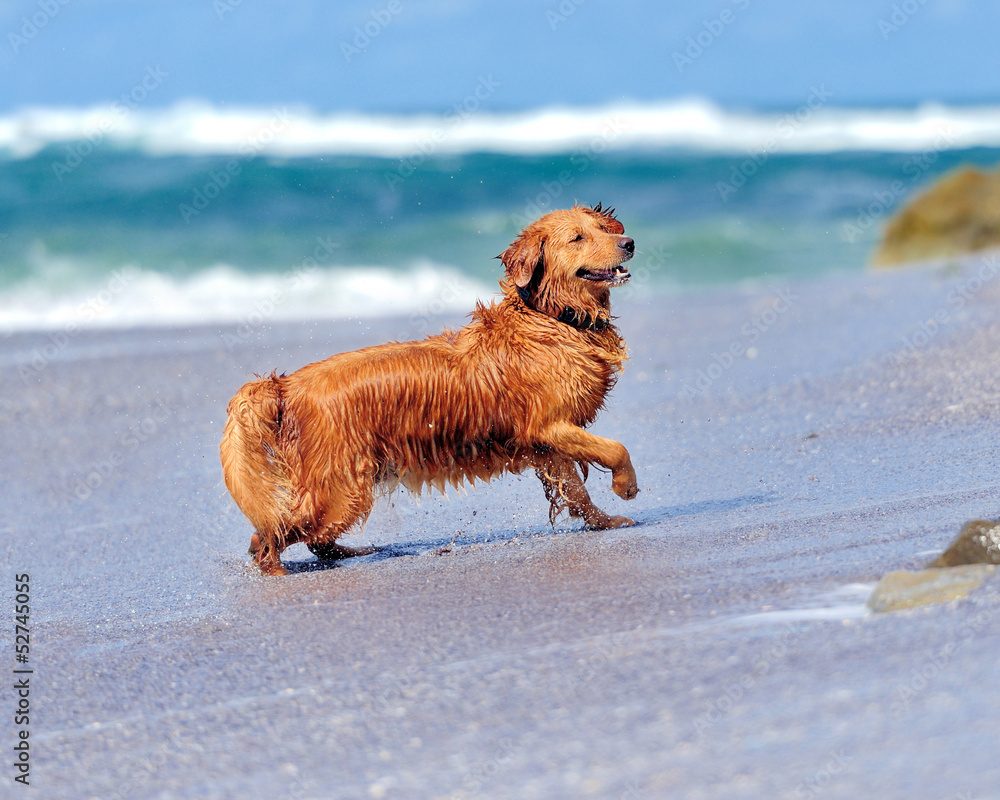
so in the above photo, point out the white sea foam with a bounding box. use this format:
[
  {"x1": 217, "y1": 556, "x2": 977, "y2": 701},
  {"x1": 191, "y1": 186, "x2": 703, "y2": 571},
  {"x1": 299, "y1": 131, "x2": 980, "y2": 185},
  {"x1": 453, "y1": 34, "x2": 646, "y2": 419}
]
[
  {"x1": 2, "y1": 98, "x2": 1000, "y2": 159},
  {"x1": 0, "y1": 262, "x2": 492, "y2": 332}
]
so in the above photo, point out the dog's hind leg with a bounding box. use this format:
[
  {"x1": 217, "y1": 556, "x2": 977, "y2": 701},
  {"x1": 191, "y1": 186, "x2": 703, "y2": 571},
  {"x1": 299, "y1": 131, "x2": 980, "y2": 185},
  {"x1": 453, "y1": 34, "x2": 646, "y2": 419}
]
[
  {"x1": 305, "y1": 468, "x2": 381, "y2": 561},
  {"x1": 533, "y1": 451, "x2": 634, "y2": 530},
  {"x1": 249, "y1": 528, "x2": 296, "y2": 576}
]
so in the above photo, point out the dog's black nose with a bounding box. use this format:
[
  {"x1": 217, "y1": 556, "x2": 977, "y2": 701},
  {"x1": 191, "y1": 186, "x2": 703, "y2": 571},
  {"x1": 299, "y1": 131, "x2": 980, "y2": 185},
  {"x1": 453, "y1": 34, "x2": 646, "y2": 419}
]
[{"x1": 618, "y1": 237, "x2": 634, "y2": 254}]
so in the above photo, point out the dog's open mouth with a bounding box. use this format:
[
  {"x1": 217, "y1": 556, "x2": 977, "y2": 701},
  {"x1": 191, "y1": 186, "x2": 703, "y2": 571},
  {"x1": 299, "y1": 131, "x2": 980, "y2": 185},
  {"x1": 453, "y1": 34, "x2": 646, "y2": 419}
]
[{"x1": 576, "y1": 264, "x2": 632, "y2": 286}]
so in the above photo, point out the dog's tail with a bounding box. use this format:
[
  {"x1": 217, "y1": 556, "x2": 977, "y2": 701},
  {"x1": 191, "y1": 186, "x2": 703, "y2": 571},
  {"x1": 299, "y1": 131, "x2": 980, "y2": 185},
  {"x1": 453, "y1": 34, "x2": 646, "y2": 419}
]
[{"x1": 220, "y1": 374, "x2": 297, "y2": 566}]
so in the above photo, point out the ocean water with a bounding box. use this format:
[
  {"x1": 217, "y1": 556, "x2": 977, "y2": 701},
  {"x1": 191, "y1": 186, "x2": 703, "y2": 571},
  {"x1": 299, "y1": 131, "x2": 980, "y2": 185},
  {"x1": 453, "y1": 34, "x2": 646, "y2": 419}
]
[{"x1": 1, "y1": 99, "x2": 999, "y2": 331}]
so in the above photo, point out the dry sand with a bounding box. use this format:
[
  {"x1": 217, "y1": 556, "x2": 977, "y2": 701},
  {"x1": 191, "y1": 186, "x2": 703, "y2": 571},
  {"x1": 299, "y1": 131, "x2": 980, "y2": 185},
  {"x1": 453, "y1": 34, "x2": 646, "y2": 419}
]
[{"x1": 3, "y1": 254, "x2": 1000, "y2": 799}]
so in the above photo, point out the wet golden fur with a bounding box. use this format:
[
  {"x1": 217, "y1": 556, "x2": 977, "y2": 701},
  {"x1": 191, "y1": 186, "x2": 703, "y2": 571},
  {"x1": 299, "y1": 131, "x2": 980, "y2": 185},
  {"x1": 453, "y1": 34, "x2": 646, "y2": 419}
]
[{"x1": 220, "y1": 204, "x2": 639, "y2": 574}]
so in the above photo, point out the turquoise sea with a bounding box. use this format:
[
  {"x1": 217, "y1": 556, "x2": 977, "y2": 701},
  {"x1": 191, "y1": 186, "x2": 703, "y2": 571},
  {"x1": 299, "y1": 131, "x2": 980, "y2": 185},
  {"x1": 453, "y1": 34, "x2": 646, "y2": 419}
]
[{"x1": 1, "y1": 100, "x2": 999, "y2": 330}]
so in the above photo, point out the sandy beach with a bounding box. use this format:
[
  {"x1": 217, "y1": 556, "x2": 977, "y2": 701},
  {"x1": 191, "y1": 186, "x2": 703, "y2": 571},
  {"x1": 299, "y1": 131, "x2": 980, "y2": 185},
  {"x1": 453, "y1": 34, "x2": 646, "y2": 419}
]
[{"x1": 3, "y1": 255, "x2": 1000, "y2": 799}]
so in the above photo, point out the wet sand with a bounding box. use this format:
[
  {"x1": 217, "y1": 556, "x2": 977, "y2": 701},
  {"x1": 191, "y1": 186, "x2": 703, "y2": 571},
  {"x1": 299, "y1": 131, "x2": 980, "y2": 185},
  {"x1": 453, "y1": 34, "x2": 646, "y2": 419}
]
[{"x1": 3, "y1": 255, "x2": 1000, "y2": 799}]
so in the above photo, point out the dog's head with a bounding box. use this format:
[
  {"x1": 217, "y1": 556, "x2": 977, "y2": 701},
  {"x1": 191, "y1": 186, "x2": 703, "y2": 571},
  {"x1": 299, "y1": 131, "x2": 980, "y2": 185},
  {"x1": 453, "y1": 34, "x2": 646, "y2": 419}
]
[{"x1": 498, "y1": 204, "x2": 634, "y2": 327}]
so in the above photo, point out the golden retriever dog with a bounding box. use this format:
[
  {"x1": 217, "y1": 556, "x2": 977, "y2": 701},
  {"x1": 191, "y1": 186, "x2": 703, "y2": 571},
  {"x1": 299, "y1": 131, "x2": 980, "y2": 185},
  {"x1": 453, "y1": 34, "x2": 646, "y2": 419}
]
[{"x1": 220, "y1": 204, "x2": 639, "y2": 575}]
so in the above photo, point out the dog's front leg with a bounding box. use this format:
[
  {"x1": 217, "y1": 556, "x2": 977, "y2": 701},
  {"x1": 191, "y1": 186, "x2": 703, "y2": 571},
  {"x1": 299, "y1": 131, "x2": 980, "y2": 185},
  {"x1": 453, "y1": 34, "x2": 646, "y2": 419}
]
[
  {"x1": 533, "y1": 450, "x2": 633, "y2": 529},
  {"x1": 536, "y1": 421, "x2": 639, "y2": 500}
]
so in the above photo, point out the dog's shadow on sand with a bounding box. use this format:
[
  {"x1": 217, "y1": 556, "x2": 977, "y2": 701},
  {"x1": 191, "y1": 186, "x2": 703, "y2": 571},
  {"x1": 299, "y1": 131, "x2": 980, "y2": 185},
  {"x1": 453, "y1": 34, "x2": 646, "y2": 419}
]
[
  {"x1": 281, "y1": 543, "x2": 430, "y2": 574},
  {"x1": 642, "y1": 492, "x2": 780, "y2": 525},
  {"x1": 280, "y1": 521, "x2": 610, "y2": 574},
  {"x1": 280, "y1": 493, "x2": 779, "y2": 574}
]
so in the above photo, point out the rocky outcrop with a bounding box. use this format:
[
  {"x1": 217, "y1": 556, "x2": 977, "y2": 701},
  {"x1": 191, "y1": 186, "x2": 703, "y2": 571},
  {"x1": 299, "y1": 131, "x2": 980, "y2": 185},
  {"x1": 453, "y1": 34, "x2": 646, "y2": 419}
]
[
  {"x1": 867, "y1": 564, "x2": 996, "y2": 613},
  {"x1": 931, "y1": 519, "x2": 1000, "y2": 567},
  {"x1": 867, "y1": 520, "x2": 1000, "y2": 613},
  {"x1": 873, "y1": 166, "x2": 1000, "y2": 266}
]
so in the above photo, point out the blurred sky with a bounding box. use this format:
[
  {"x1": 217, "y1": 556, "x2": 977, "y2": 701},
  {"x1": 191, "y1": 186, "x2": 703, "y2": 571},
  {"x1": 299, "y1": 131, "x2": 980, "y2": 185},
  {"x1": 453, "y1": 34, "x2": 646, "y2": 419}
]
[{"x1": 0, "y1": 0, "x2": 997, "y2": 113}]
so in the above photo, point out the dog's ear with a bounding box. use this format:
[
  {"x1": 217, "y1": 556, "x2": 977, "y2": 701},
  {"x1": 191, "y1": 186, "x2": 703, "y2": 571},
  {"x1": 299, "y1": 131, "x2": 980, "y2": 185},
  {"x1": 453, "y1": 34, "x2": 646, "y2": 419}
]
[{"x1": 498, "y1": 230, "x2": 545, "y2": 288}]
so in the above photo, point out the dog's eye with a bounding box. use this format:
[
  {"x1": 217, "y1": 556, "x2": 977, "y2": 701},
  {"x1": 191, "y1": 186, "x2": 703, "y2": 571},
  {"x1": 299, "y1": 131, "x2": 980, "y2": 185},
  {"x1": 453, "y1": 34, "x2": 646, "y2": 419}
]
[{"x1": 571, "y1": 233, "x2": 585, "y2": 243}]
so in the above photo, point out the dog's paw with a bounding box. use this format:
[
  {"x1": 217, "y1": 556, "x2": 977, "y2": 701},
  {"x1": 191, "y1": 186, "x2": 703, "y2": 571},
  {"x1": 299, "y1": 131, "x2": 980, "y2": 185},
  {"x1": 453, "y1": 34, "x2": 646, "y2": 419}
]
[
  {"x1": 255, "y1": 559, "x2": 289, "y2": 576},
  {"x1": 612, "y1": 468, "x2": 639, "y2": 501},
  {"x1": 585, "y1": 512, "x2": 635, "y2": 530}
]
